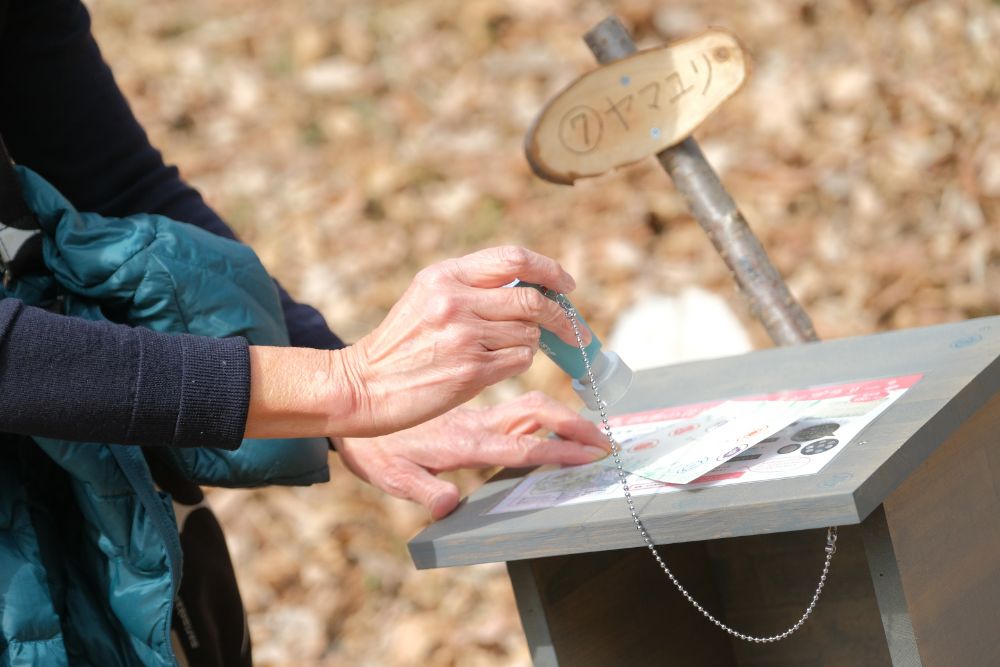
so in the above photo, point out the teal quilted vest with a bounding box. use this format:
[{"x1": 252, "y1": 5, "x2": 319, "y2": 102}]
[{"x1": 0, "y1": 167, "x2": 330, "y2": 666}]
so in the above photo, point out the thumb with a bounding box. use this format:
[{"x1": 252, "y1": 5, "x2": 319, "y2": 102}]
[{"x1": 378, "y1": 459, "x2": 460, "y2": 520}]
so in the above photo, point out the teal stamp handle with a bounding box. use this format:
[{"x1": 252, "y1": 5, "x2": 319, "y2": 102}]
[{"x1": 512, "y1": 280, "x2": 602, "y2": 380}]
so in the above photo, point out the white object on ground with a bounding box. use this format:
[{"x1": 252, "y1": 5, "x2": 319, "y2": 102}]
[{"x1": 607, "y1": 287, "x2": 753, "y2": 370}]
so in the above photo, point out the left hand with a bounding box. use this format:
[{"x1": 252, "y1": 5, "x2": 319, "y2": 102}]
[{"x1": 337, "y1": 391, "x2": 609, "y2": 519}]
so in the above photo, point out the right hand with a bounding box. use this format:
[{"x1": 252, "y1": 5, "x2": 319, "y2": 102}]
[
  {"x1": 338, "y1": 392, "x2": 608, "y2": 519},
  {"x1": 336, "y1": 245, "x2": 586, "y2": 436}
]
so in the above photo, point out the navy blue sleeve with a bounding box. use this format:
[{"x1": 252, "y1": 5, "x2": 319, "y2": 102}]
[
  {"x1": 0, "y1": 0, "x2": 344, "y2": 351},
  {"x1": 0, "y1": 300, "x2": 249, "y2": 448}
]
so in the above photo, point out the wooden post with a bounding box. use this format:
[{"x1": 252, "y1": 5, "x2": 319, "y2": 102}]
[{"x1": 584, "y1": 17, "x2": 818, "y2": 347}]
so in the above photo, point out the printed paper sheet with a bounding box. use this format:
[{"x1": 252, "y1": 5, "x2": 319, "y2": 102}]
[{"x1": 487, "y1": 374, "x2": 922, "y2": 514}]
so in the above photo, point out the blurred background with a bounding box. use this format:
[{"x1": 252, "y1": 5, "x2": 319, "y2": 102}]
[{"x1": 87, "y1": 0, "x2": 998, "y2": 665}]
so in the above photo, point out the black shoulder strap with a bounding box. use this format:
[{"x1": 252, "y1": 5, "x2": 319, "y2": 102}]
[
  {"x1": 0, "y1": 135, "x2": 35, "y2": 231},
  {"x1": 0, "y1": 135, "x2": 44, "y2": 286},
  {"x1": 0, "y1": 0, "x2": 26, "y2": 228},
  {"x1": 0, "y1": 0, "x2": 46, "y2": 287}
]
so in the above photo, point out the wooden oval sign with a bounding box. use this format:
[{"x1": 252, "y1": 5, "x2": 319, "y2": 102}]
[{"x1": 525, "y1": 30, "x2": 750, "y2": 185}]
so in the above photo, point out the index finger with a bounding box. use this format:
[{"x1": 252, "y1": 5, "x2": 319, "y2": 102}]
[
  {"x1": 447, "y1": 246, "x2": 576, "y2": 293},
  {"x1": 487, "y1": 393, "x2": 607, "y2": 449}
]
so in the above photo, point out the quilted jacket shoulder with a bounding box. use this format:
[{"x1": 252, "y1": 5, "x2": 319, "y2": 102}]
[{"x1": 0, "y1": 168, "x2": 330, "y2": 666}]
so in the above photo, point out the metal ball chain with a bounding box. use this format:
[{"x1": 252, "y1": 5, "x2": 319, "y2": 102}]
[{"x1": 556, "y1": 294, "x2": 839, "y2": 643}]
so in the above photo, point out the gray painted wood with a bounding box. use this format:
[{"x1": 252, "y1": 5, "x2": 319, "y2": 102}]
[
  {"x1": 512, "y1": 544, "x2": 737, "y2": 666},
  {"x1": 881, "y1": 390, "x2": 1000, "y2": 666},
  {"x1": 708, "y1": 525, "x2": 891, "y2": 665},
  {"x1": 860, "y1": 506, "x2": 922, "y2": 666},
  {"x1": 508, "y1": 527, "x2": 892, "y2": 666},
  {"x1": 507, "y1": 560, "x2": 558, "y2": 667},
  {"x1": 410, "y1": 317, "x2": 1000, "y2": 569}
]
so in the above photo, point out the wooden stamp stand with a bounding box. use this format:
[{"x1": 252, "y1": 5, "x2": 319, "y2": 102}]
[
  {"x1": 410, "y1": 317, "x2": 1000, "y2": 665},
  {"x1": 409, "y1": 17, "x2": 994, "y2": 666}
]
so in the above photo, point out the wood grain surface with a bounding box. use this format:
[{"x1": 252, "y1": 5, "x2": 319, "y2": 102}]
[
  {"x1": 525, "y1": 30, "x2": 749, "y2": 184},
  {"x1": 508, "y1": 526, "x2": 892, "y2": 666},
  {"x1": 511, "y1": 543, "x2": 737, "y2": 666},
  {"x1": 881, "y1": 390, "x2": 1000, "y2": 665}
]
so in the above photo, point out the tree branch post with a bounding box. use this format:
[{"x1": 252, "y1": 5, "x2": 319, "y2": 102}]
[{"x1": 584, "y1": 16, "x2": 819, "y2": 347}]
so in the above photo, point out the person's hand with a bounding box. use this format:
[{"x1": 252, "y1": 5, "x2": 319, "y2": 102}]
[
  {"x1": 335, "y1": 246, "x2": 588, "y2": 436},
  {"x1": 245, "y1": 246, "x2": 591, "y2": 441},
  {"x1": 336, "y1": 391, "x2": 609, "y2": 519}
]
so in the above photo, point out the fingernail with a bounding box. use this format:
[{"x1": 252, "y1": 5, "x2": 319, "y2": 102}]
[
  {"x1": 431, "y1": 496, "x2": 450, "y2": 519},
  {"x1": 584, "y1": 445, "x2": 611, "y2": 460}
]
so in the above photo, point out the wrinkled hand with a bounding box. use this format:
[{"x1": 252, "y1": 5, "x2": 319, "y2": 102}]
[
  {"x1": 337, "y1": 391, "x2": 608, "y2": 519},
  {"x1": 337, "y1": 246, "x2": 587, "y2": 437}
]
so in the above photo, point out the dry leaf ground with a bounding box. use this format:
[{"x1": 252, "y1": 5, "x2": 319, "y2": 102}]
[{"x1": 87, "y1": 0, "x2": 999, "y2": 665}]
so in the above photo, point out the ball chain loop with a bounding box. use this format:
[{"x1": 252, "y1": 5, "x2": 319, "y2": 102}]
[{"x1": 556, "y1": 294, "x2": 838, "y2": 643}]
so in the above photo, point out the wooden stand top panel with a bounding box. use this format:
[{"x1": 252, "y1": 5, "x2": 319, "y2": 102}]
[{"x1": 410, "y1": 317, "x2": 1000, "y2": 569}]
